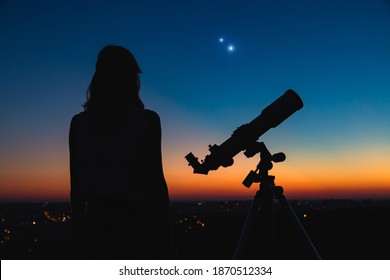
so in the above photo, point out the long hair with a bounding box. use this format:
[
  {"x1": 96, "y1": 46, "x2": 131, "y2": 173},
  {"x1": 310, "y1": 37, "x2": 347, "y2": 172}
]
[{"x1": 84, "y1": 45, "x2": 144, "y2": 112}]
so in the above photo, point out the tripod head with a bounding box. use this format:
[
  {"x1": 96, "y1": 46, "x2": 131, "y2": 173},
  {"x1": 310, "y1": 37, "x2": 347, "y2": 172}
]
[{"x1": 242, "y1": 142, "x2": 285, "y2": 188}]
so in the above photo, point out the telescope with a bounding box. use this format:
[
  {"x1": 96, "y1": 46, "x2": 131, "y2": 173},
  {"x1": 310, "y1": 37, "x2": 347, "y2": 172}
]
[
  {"x1": 185, "y1": 90, "x2": 321, "y2": 260},
  {"x1": 185, "y1": 89, "x2": 303, "y2": 175}
]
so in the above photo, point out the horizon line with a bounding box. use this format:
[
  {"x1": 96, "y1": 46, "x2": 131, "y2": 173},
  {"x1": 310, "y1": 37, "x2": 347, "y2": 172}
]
[{"x1": 1, "y1": 196, "x2": 390, "y2": 203}]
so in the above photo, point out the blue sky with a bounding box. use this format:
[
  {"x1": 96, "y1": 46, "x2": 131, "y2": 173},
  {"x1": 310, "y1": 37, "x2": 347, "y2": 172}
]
[{"x1": 1, "y1": 0, "x2": 389, "y2": 200}]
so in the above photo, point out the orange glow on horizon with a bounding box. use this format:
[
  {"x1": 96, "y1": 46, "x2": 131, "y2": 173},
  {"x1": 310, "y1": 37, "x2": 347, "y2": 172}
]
[
  {"x1": 0, "y1": 141, "x2": 389, "y2": 201},
  {"x1": 1, "y1": 174, "x2": 389, "y2": 201},
  {"x1": 164, "y1": 142, "x2": 390, "y2": 200}
]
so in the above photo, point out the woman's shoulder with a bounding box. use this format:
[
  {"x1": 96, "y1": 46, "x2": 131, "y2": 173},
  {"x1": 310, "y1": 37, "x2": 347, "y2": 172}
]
[
  {"x1": 70, "y1": 111, "x2": 90, "y2": 126},
  {"x1": 70, "y1": 108, "x2": 161, "y2": 128},
  {"x1": 144, "y1": 109, "x2": 160, "y2": 122},
  {"x1": 70, "y1": 111, "x2": 83, "y2": 124},
  {"x1": 141, "y1": 109, "x2": 162, "y2": 135}
]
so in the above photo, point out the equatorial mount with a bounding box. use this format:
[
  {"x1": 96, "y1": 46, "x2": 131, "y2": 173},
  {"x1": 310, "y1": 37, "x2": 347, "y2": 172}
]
[{"x1": 242, "y1": 142, "x2": 285, "y2": 189}]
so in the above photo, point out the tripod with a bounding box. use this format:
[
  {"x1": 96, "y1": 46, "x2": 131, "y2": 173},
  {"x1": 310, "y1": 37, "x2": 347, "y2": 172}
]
[{"x1": 233, "y1": 142, "x2": 321, "y2": 259}]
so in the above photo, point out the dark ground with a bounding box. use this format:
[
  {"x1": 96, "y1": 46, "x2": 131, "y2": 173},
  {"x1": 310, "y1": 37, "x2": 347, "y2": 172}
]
[{"x1": 1, "y1": 199, "x2": 389, "y2": 259}]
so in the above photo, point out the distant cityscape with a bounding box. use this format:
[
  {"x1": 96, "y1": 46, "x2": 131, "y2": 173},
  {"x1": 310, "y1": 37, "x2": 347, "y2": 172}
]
[{"x1": 1, "y1": 199, "x2": 390, "y2": 259}]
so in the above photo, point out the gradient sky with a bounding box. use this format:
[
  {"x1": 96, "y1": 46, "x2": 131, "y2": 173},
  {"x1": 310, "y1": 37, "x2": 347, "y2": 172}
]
[{"x1": 1, "y1": 0, "x2": 390, "y2": 201}]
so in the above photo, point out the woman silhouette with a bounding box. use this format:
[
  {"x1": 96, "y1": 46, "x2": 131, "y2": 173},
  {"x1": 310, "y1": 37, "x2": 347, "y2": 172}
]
[{"x1": 69, "y1": 45, "x2": 173, "y2": 259}]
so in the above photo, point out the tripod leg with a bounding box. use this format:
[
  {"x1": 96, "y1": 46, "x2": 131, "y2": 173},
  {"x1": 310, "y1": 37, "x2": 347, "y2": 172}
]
[
  {"x1": 272, "y1": 188, "x2": 321, "y2": 259},
  {"x1": 233, "y1": 189, "x2": 275, "y2": 259},
  {"x1": 233, "y1": 191, "x2": 261, "y2": 259},
  {"x1": 258, "y1": 188, "x2": 275, "y2": 259}
]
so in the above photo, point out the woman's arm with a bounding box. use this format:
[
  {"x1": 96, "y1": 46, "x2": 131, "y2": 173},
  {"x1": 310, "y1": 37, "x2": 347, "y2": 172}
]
[
  {"x1": 69, "y1": 116, "x2": 85, "y2": 241},
  {"x1": 145, "y1": 110, "x2": 174, "y2": 247}
]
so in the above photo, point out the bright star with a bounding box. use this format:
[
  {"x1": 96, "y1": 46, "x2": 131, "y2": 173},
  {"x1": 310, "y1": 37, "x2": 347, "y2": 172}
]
[
  {"x1": 219, "y1": 37, "x2": 224, "y2": 43},
  {"x1": 227, "y1": 45, "x2": 235, "y2": 52}
]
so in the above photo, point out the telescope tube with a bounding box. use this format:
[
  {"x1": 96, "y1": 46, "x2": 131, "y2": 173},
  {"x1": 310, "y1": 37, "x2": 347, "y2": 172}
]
[{"x1": 186, "y1": 89, "x2": 303, "y2": 174}]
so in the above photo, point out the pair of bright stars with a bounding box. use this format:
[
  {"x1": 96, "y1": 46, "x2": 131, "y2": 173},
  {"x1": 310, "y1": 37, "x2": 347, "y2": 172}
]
[{"x1": 219, "y1": 37, "x2": 235, "y2": 52}]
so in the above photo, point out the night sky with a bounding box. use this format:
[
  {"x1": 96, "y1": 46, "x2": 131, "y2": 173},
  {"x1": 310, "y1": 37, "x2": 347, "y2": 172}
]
[{"x1": 1, "y1": 0, "x2": 389, "y2": 201}]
